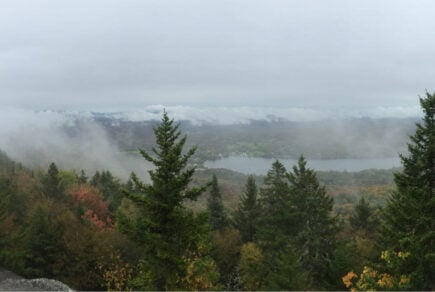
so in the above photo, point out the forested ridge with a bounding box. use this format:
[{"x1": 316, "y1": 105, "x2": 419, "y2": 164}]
[
  {"x1": 0, "y1": 94, "x2": 434, "y2": 290},
  {"x1": 99, "y1": 116, "x2": 416, "y2": 162}
]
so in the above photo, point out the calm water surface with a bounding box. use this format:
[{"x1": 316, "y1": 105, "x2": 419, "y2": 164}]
[{"x1": 204, "y1": 156, "x2": 401, "y2": 175}]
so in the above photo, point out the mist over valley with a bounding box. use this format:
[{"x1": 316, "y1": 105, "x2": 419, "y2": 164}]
[{"x1": 0, "y1": 106, "x2": 418, "y2": 180}]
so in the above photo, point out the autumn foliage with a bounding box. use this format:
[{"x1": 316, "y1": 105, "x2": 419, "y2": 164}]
[{"x1": 70, "y1": 185, "x2": 112, "y2": 229}]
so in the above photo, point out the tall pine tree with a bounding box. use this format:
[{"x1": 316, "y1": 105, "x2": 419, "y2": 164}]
[
  {"x1": 383, "y1": 92, "x2": 435, "y2": 290},
  {"x1": 234, "y1": 175, "x2": 259, "y2": 243},
  {"x1": 288, "y1": 156, "x2": 338, "y2": 288},
  {"x1": 43, "y1": 162, "x2": 63, "y2": 200},
  {"x1": 207, "y1": 174, "x2": 227, "y2": 231},
  {"x1": 118, "y1": 111, "x2": 211, "y2": 290},
  {"x1": 350, "y1": 197, "x2": 378, "y2": 234},
  {"x1": 256, "y1": 160, "x2": 295, "y2": 250}
]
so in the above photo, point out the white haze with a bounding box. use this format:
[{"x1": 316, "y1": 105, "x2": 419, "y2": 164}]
[
  {"x1": 109, "y1": 105, "x2": 421, "y2": 125},
  {"x1": 0, "y1": 107, "x2": 152, "y2": 181}
]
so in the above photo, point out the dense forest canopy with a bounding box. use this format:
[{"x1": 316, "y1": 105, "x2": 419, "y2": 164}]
[{"x1": 0, "y1": 93, "x2": 434, "y2": 290}]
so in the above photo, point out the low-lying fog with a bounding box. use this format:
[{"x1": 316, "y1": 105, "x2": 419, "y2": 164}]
[{"x1": 0, "y1": 106, "x2": 419, "y2": 180}]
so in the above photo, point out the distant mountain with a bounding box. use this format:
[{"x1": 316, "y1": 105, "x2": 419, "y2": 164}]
[{"x1": 92, "y1": 114, "x2": 417, "y2": 161}]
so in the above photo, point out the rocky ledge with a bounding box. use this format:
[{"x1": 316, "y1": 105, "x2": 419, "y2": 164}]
[{"x1": 0, "y1": 269, "x2": 71, "y2": 291}]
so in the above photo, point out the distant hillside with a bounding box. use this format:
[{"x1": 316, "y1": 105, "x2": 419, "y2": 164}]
[{"x1": 94, "y1": 116, "x2": 417, "y2": 161}]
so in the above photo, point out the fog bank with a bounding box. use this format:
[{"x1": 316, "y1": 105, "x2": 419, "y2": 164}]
[
  {"x1": 0, "y1": 108, "x2": 151, "y2": 180},
  {"x1": 107, "y1": 105, "x2": 421, "y2": 125}
]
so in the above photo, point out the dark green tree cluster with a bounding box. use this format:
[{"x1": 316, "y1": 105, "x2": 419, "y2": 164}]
[
  {"x1": 231, "y1": 157, "x2": 339, "y2": 290},
  {"x1": 383, "y1": 92, "x2": 435, "y2": 290}
]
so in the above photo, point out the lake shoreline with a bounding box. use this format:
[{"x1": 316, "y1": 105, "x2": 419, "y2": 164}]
[{"x1": 204, "y1": 156, "x2": 402, "y2": 175}]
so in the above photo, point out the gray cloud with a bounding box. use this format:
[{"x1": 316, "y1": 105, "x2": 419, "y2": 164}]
[{"x1": 1, "y1": 0, "x2": 435, "y2": 110}]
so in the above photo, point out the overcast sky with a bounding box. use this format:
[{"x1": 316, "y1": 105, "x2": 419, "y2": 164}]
[{"x1": 1, "y1": 0, "x2": 435, "y2": 111}]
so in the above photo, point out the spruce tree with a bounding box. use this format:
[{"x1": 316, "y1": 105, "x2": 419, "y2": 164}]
[
  {"x1": 118, "y1": 111, "x2": 209, "y2": 290},
  {"x1": 78, "y1": 170, "x2": 87, "y2": 184},
  {"x1": 234, "y1": 175, "x2": 259, "y2": 243},
  {"x1": 43, "y1": 162, "x2": 63, "y2": 199},
  {"x1": 288, "y1": 155, "x2": 338, "y2": 288},
  {"x1": 383, "y1": 92, "x2": 435, "y2": 290},
  {"x1": 23, "y1": 205, "x2": 65, "y2": 278},
  {"x1": 350, "y1": 197, "x2": 378, "y2": 234},
  {"x1": 93, "y1": 170, "x2": 123, "y2": 212},
  {"x1": 254, "y1": 160, "x2": 308, "y2": 289},
  {"x1": 256, "y1": 160, "x2": 295, "y2": 250},
  {"x1": 207, "y1": 174, "x2": 227, "y2": 231}
]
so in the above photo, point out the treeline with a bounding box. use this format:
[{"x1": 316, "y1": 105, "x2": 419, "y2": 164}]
[{"x1": 1, "y1": 93, "x2": 434, "y2": 290}]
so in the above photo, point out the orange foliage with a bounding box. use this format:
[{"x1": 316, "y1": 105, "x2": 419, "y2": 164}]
[
  {"x1": 70, "y1": 185, "x2": 113, "y2": 229},
  {"x1": 342, "y1": 271, "x2": 357, "y2": 289}
]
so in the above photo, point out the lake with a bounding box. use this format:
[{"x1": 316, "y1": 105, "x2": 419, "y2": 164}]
[{"x1": 204, "y1": 156, "x2": 401, "y2": 175}]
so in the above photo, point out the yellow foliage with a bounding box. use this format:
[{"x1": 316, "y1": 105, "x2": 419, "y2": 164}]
[
  {"x1": 400, "y1": 275, "x2": 409, "y2": 286},
  {"x1": 342, "y1": 250, "x2": 411, "y2": 291},
  {"x1": 239, "y1": 242, "x2": 265, "y2": 290},
  {"x1": 97, "y1": 252, "x2": 133, "y2": 291},
  {"x1": 179, "y1": 244, "x2": 221, "y2": 291},
  {"x1": 377, "y1": 273, "x2": 393, "y2": 289}
]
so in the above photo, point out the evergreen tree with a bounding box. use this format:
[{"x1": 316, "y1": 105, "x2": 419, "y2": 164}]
[
  {"x1": 92, "y1": 170, "x2": 123, "y2": 212},
  {"x1": 23, "y1": 205, "x2": 65, "y2": 278},
  {"x1": 238, "y1": 242, "x2": 308, "y2": 290},
  {"x1": 288, "y1": 156, "x2": 338, "y2": 288},
  {"x1": 254, "y1": 160, "x2": 309, "y2": 289},
  {"x1": 350, "y1": 197, "x2": 378, "y2": 234},
  {"x1": 118, "y1": 111, "x2": 210, "y2": 290},
  {"x1": 262, "y1": 243, "x2": 309, "y2": 290},
  {"x1": 256, "y1": 160, "x2": 296, "y2": 250},
  {"x1": 207, "y1": 175, "x2": 227, "y2": 231},
  {"x1": 234, "y1": 175, "x2": 259, "y2": 243},
  {"x1": 78, "y1": 169, "x2": 88, "y2": 184},
  {"x1": 90, "y1": 171, "x2": 100, "y2": 187},
  {"x1": 383, "y1": 92, "x2": 435, "y2": 290},
  {"x1": 43, "y1": 162, "x2": 63, "y2": 199}
]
